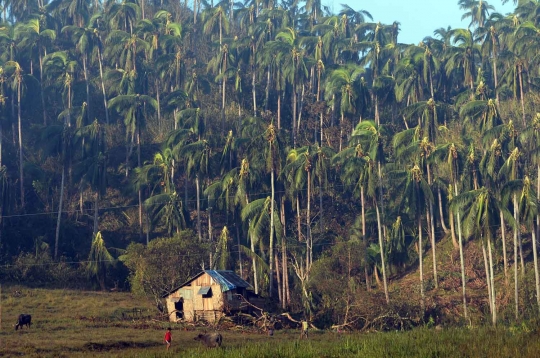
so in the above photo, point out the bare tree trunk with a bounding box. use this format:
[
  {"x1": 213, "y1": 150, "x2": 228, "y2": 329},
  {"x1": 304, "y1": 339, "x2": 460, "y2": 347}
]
[
  {"x1": 269, "y1": 170, "x2": 275, "y2": 297},
  {"x1": 277, "y1": 94, "x2": 281, "y2": 129},
  {"x1": 514, "y1": 194, "x2": 519, "y2": 321},
  {"x1": 39, "y1": 52, "x2": 46, "y2": 125},
  {"x1": 518, "y1": 65, "x2": 526, "y2": 126},
  {"x1": 488, "y1": 237, "x2": 496, "y2": 325},
  {"x1": 281, "y1": 196, "x2": 288, "y2": 309},
  {"x1": 275, "y1": 252, "x2": 282, "y2": 303},
  {"x1": 482, "y1": 241, "x2": 493, "y2": 315},
  {"x1": 532, "y1": 223, "x2": 540, "y2": 313},
  {"x1": 250, "y1": 230, "x2": 258, "y2": 294},
  {"x1": 437, "y1": 188, "x2": 449, "y2": 234},
  {"x1": 450, "y1": 211, "x2": 459, "y2": 249},
  {"x1": 196, "y1": 175, "x2": 202, "y2": 242},
  {"x1": 265, "y1": 66, "x2": 270, "y2": 112},
  {"x1": 296, "y1": 195, "x2": 301, "y2": 241},
  {"x1": 156, "y1": 80, "x2": 162, "y2": 134},
  {"x1": 17, "y1": 80, "x2": 24, "y2": 209},
  {"x1": 306, "y1": 170, "x2": 312, "y2": 269},
  {"x1": 361, "y1": 186, "x2": 370, "y2": 290},
  {"x1": 418, "y1": 216, "x2": 425, "y2": 311},
  {"x1": 252, "y1": 66, "x2": 257, "y2": 116},
  {"x1": 54, "y1": 165, "x2": 65, "y2": 260},
  {"x1": 93, "y1": 192, "x2": 99, "y2": 236},
  {"x1": 500, "y1": 210, "x2": 508, "y2": 285},
  {"x1": 454, "y1": 183, "x2": 468, "y2": 318},
  {"x1": 83, "y1": 55, "x2": 91, "y2": 123},
  {"x1": 375, "y1": 200, "x2": 389, "y2": 303},
  {"x1": 97, "y1": 45, "x2": 109, "y2": 124}
]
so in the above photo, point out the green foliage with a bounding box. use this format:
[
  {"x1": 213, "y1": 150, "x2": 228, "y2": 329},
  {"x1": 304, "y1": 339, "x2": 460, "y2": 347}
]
[{"x1": 119, "y1": 230, "x2": 209, "y2": 301}]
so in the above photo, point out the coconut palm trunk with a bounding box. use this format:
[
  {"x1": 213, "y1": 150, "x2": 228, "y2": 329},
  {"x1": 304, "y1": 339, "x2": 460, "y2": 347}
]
[
  {"x1": 514, "y1": 194, "x2": 519, "y2": 320},
  {"x1": 500, "y1": 210, "x2": 508, "y2": 284},
  {"x1": 54, "y1": 166, "x2": 65, "y2": 260},
  {"x1": 82, "y1": 55, "x2": 91, "y2": 122},
  {"x1": 196, "y1": 174, "x2": 202, "y2": 242},
  {"x1": 488, "y1": 237, "x2": 496, "y2": 325},
  {"x1": 16, "y1": 77, "x2": 23, "y2": 208},
  {"x1": 532, "y1": 223, "x2": 540, "y2": 312},
  {"x1": 418, "y1": 215, "x2": 425, "y2": 311},
  {"x1": 482, "y1": 240, "x2": 493, "y2": 315},
  {"x1": 438, "y1": 188, "x2": 449, "y2": 234},
  {"x1": 518, "y1": 65, "x2": 526, "y2": 127},
  {"x1": 97, "y1": 44, "x2": 109, "y2": 124},
  {"x1": 39, "y1": 52, "x2": 46, "y2": 125},
  {"x1": 361, "y1": 185, "x2": 370, "y2": 290},
  {"x1": 269, "y1": 169, "x2": 275, "y2": 297},
  {"x1": 375, "y1": 200, "x2": 389, "y2": 303}
]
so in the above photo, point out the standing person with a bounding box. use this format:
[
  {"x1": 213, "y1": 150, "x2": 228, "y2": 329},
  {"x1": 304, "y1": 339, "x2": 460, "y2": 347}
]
[
  {"x1": 300, "y1": 319, "x2": 309, "y2": 339},
  {"x1": 164, "y1": 327, "x2": 172, "y2": 351}
]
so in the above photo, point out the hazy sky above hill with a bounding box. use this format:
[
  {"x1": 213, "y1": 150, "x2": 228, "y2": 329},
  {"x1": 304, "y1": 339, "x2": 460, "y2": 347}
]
[{"x1": 326, "y1": 0, "x2": 516, "y2": 44}]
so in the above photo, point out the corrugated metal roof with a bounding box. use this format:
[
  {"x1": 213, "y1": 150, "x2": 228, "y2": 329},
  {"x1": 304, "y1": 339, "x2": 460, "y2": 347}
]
[
  {"x1": 163, "y1": 270, "x2": 251, "y2": 298},
  {"x1": 206, "y1": 270, "x2": 251, "y2": 292}
]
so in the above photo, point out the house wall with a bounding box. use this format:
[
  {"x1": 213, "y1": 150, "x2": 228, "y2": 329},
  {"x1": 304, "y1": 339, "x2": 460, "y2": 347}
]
[{"x1": 166, "y1": 272, "x2": 225, "y2": 323}]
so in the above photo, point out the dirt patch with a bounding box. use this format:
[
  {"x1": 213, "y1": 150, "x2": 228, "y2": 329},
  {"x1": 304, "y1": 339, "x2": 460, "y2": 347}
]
[{"x1": 81, "y1": 340, "x2": 161, "y2": 352}]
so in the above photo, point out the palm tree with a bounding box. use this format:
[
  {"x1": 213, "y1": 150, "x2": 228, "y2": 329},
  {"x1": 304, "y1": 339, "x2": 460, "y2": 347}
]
[
  {"x1": 454, "y1": 185, "x2": 509, "y2": 326},
  {"x1": 333, "y1": 143, "x2": 376, "y2": 294},
  {"x1": 431, "y1": 142, "x2": 468, "y2": 318},
  {"x1": 459, "y1": 0, "x2": 496, "y2": 29},
  {"x1": 41, "y1": 123, "x2": 74, "y2": 260},
  {"x1": 500, "y1": 147, "x2": 523, "y2": 321},
  {"x1": 106, "y1": 0, "x2": 141, "y2": 34},
  {"x1": 516, "y1": 176, "x2": 540, "y2": 313},
  {"x1": 62, "y1": 23, "x2": 98, "y2": 124},
  {"x1": 75, "y1": 128, "x2": 107, "y2": 236},
  {"x1": 135, "y1": 149, "x2": 186, "y2": 239},
  {"x1": 177, "y1": 139, "x2": 212, "y2": 242},
  {"x1": 43, "y1": 51, "x2": 77, "y2": 127},
  {"x1": 446, "y1": 28, "x2": 480, "y2": 94},
  {"x1": 352, "y1": 120, "x2": 388, "y2": 302},
  {"x1": 476, "y1": 13, "x2": 503, "y2": 104},
  {"x1": 4, "y1": 61, "x2": 27, "y2": 208},
  {"x1": 390, "y1": 164, "x2": 433, "y2": 311},
  {"x1": 87, "y1": 231, "x2": 115, "y2": 290},
  {"x1": 265, "y1": 27, "x2": 312, "y2": 146},
  {"x1": 325, "y1": 65, "x2": 366, "y2": 150},
  {"x1": 264, "y1": 123, "x2": 282, "y2": 297},
  {"x1": 109, "y1": 94, "x2": 157, "y2": 238},
  {"x1": 17, "y1": 18, "x2": 55, "y2": 125}
]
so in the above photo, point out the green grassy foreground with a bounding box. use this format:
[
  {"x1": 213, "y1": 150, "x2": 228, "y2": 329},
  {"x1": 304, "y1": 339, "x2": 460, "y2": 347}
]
[{"x1": 0, "y1": 287, "x2": 538, "y2": 357}]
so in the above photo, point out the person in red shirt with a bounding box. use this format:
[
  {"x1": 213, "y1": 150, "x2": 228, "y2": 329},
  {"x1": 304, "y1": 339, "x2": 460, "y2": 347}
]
[{"x1": 164, "y1": 327, "x2": 172, "y2": 351}]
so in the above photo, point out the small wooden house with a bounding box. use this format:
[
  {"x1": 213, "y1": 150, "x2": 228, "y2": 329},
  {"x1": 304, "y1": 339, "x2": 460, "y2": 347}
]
[{"x1": 164, "y1": 270, "x2": 261, "y2": 323}]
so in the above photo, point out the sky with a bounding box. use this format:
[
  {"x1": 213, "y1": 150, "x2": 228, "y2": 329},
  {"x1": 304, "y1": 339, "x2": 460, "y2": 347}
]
[{"x1": 325, "y1": 0, "x2": 517, "y2": 44}]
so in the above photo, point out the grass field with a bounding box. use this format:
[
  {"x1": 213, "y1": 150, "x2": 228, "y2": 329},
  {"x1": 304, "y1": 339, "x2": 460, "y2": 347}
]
[{"x1": 1, "y1": 286, "x2": 539, "y2": 357}]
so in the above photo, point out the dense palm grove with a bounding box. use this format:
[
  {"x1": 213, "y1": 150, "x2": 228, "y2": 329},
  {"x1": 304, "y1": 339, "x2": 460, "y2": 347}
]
[{"x1": 1, "y1": 0, "x2": 540, "y2": 327}]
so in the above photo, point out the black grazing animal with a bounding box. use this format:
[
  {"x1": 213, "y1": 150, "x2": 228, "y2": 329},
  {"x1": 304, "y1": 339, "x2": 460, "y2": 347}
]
[
  {"x1": 194, "y1": 333, "x2": 222, "y2": 348},
  {"x1": 15, "y1": 314, "x2": 32, "y2": 330}
]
